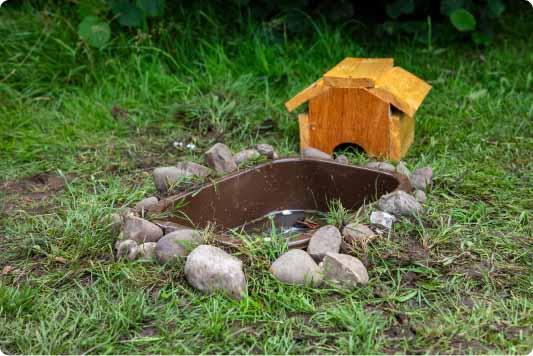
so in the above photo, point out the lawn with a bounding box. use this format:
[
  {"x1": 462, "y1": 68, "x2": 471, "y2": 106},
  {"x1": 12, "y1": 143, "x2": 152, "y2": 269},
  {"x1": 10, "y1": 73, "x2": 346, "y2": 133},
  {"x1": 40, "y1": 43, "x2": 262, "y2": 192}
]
[{"x1": 1, "y1": 2, "x2": 532, "y2": 354}]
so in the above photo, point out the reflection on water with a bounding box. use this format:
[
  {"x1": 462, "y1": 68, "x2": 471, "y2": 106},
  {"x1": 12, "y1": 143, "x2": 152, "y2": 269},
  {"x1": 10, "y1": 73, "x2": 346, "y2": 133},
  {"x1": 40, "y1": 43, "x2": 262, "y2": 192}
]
[{"x1": 237, "y1": 209, "x2": 327, "y2": 235}]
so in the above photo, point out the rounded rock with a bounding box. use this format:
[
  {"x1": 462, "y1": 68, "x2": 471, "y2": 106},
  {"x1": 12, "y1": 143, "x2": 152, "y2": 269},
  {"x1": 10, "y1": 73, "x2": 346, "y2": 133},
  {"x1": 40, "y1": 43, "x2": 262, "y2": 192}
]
[
  {"x1": 116, "y1": 239, "x2": 139, "y2": 261},
  {"x1": 321, "y1": 252, "x2": 369, "y2": 288},
  {"x1": 123, "y1": 216, "x2": 164, "y2": 243},
  {"x1": 155, "y1": 229, "x2": 203, "y2": 264},
  {"x1": 204, "y1": 143, "x2": 237, "y2": 173},
  {"x1": 414, "y1": 189, "x2": 427, "y2": 204},
  {"x1": 378, "y1": 190, "x2": 422, "y2": 217},
  {"x1": 234, "y1": 149, "x2": 260, "y2": 165},
  {"x1": 255, "y1": 143, "x2": 278, "y2": 159},
  {"x1": 335, "y1": 155, "x2": 349, "y2": 164},
  {"x1": 153, "y1": 167, "x2": 187, "y2": 193},
  {"x1": 138, "y1": 242, "x2": 157, "y2": 260},
  {"x1": 109, "y1": 213, "x2": 123, "y2": 235},
  {"x1": 342, "y1": 224, "x2": 376, "y2": 245},
  {"x1": 410, "y1": 167, "x2": 433, "y2": 191},
  {"x1": 307, "y1": 225, "x2": 342, "y2": 262},
  {"x1": 302, "y1": 147, "x2": 331, "y2": 160},
  {"x1": 134, "y1": 196, "x2": 159, "y2": 212},
  {"x1": 270, "y1": 249, "x2": 322, "y2": 286},
  {"x1": 185, "y1": 245, "x2": 247, "y2": 300}
]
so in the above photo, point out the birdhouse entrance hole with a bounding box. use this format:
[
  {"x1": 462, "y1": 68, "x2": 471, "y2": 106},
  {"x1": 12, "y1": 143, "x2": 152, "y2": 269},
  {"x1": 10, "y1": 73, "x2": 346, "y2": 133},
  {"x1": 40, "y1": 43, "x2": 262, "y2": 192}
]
[{"x1": 333, "y1": 143, "x2": 366, "y2": 156}]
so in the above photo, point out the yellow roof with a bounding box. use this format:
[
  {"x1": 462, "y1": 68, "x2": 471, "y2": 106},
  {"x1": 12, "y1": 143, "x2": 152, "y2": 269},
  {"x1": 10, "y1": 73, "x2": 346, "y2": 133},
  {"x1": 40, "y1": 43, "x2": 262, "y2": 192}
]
[{"x1": 285, "y1": 57, "x2": 431, "y2": 117}]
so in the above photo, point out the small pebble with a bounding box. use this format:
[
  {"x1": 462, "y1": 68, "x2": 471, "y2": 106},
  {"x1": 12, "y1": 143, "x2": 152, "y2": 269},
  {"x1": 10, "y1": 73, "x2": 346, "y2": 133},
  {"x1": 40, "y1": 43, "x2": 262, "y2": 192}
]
[{"x1": 370, "y1": 211, "x2": 397, "y2": 229}]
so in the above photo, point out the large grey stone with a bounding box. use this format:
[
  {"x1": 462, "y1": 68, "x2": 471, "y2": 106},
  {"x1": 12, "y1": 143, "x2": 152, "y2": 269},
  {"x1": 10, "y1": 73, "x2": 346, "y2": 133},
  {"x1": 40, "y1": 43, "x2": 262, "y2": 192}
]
[
  {"x1": 123, "y1": 216, "x2": 163, "y2": 243},
  {"x1": 410, "y1": 167, "x2": 433, "y2": 191},
  {"x1": 370, "y1": 211, "x2": 397, "y2": 229},
  {"x1": 302, "y1": 147, "x2": 331, "y2": 160},
  {"x1": 307, "y1": 225, "x2": 342, "y2": 262},
  {"x1": 342, "y1": 224, "x2": 376, "y2": 245},
  {"x1": 270, "y1": 249, "x2": 322, "y2": 286},
  {"x1": 185, "y1": 245, "x2": 247, "y2": 300},
  {"x1": 378, "y1": 190, "x2": 422, "y2": 217},
  {"x1": 134, "y1": 196, "x2": 158, "y2": 212},
  {"x1": 155, "y1": 229, "x2": 203, "y2": 263},
  {"x1": 205, "y1": 143, "x2": 237, "y2": 173},
  {"x1": 116, "y1": 239, "x2": 139, "y2": 261},
  {"x1": 395, "y1": 161, "x2": 411, "y2": 177},
  {"x1": 255, "y1": 143, "x2": 278, "y2": 159},
  {"x1": 321, "y1": 252, "x2": 369, "y2": 288},
  {"x1": 234, "y1": 149, "x2": 260, "y2": 165},
  {"x1": 366, "y1": 161, "x2": 395, "y2": 172}
]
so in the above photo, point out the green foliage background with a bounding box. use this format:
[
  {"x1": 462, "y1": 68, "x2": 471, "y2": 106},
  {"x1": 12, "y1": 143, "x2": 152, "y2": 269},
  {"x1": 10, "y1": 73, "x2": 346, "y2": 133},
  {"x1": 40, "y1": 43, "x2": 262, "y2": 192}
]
[{"x1": 72, "y1": 0, "x2": 508, "y2": 49}]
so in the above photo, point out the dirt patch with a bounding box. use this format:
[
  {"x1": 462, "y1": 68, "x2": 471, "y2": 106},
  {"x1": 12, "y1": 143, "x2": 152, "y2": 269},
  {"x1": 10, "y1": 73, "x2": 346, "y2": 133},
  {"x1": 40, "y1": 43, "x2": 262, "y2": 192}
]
[{"x1": 1, "y1": 172, "x2": 73, "y2": 215}]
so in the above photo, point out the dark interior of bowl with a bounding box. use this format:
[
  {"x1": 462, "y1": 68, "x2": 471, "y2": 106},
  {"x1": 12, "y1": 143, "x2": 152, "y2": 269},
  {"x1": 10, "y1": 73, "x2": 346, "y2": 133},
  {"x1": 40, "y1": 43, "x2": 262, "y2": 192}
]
[{"x1": 151, "y1": 158, "x2": 409, "y2": 231}]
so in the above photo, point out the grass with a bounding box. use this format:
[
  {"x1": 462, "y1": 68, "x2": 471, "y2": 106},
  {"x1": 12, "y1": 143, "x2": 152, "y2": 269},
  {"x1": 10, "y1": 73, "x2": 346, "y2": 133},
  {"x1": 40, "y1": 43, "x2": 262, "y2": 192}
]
[{"x1": 1, "y1": 2, "x2": 532, "y2": 354}]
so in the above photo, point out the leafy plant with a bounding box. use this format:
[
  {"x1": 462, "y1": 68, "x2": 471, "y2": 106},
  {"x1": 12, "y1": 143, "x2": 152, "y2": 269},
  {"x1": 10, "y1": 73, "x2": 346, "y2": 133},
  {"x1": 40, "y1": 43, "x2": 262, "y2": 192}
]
[
  {"x1": 77, "y1": 15, "x2": 111, "y2": 49},
  {"x1": 77, "y1": 0, "x2": 166, "y2": 49}
]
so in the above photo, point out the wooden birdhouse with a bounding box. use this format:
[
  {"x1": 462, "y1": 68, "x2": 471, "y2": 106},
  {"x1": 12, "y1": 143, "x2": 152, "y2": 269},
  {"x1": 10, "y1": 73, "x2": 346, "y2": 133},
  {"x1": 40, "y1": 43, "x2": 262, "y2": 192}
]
[{"x1": 285, "y1": 58, "x2": 431, "y2": 161}]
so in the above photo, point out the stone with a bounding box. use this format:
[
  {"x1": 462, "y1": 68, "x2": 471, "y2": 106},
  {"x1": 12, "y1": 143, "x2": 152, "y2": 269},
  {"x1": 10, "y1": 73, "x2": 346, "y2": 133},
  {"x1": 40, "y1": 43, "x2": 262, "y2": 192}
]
[
  {"x1": 123, "y1": 216, "x2": 164, "y2": 243},
  {"x1": 256, "y1": 143, "x2": 278, "y2": 159},
  {"x1": 395, "y1": 161, "x2": 411, "y2": 177},
  {"x1": 152, "y1": 220, "x2": 190, "y2": 234},
  {"x1": 335, "y1": 155, "x2": 349, "y2": 164},
  {"x1": 175, "y1": 161, "x2": 211, "y2": 178},
  {"x1": 153, "y1": 167, "x2": 188, "y2": 193},
  {"x1": 109, "y1": 213, "x2": 123, "y2": 235},
  {"x1": 234, "y1": 149, "x2": 260, "y2": 165},
  {"x1": 307, "y1": 225, "x2": 342, "y2": 262},
  {"x1": 204, "y1": 143, "x2": 237, "y2": 173},
  {"x1": 321, "y1": 252, "x2": 369, "y2": 288},
  {"x1": 414, "y1": 189, "x2": 427, "y2": 204},
  {"x1": 370, "y1": 211, "x2": 397, "y2": 229},
  {"x1": 138, "y1": 242, "x2": 157, "y2": 259},
  {"x1": 302, "y1": 147, "x2": 331, "y2": 160},
  {"x1": 134, "y1": 196, "x2": 158, "y2": 212},
  {"x1": 378, "y1": 190, "x2": 422, "y2": 217},
  {"x1": 365, "y1": 161, "x2": 395, "y2": 172},
  {"x1": 410, "y1": 167, "x2": 433, "y2": 191},
  {"x1": 342, "y1": 223, "x2": 376, "y2": 245},
  {"x1": 155, "y1": 229, "x2": 203, "y2": 263},
  {"x1": 116, "y1": 239, "x2": 139, "y2": 261},
  {"x1": 185, "y1": 245, "x2": 247, "y2": 300},
  {"x1": 270, "y1": 249, "x2": 322, "y2": 286}
]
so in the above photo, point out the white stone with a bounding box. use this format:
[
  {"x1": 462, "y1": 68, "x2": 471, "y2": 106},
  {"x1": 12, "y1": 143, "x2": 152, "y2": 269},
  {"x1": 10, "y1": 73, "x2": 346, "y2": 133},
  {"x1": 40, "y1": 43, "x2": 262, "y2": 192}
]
[{"x1": 370, "y1": 211, "x2": 397, "y2": 229}]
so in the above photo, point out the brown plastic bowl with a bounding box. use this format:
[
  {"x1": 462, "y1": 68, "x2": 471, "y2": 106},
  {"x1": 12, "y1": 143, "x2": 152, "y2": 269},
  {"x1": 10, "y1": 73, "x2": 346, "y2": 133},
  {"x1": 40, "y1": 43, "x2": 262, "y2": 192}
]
[{"x1": 149, "y1": 158, "x2": 410, "y2": 239}]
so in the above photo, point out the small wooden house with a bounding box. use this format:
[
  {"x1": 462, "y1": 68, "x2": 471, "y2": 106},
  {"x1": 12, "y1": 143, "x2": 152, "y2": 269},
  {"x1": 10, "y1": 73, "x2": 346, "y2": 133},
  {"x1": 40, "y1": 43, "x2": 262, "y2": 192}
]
[{"x1": 285, "y1": 58, "x2": 431, "y2": 161}]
